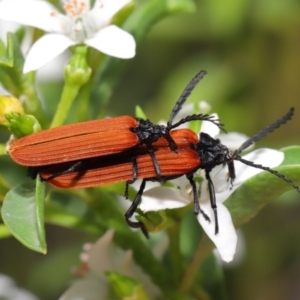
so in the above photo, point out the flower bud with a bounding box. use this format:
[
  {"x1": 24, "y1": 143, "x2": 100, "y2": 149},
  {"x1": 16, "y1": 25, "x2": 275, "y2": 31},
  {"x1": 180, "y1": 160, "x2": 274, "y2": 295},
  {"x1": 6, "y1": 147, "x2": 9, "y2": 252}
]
[
  {"x1": 0, "y1": 96, "x2": 24, "y2": 125},
  {"x1": 105, "y1": 271, "x2": 149, "y2": 300},
  {"x1": 65, "y1": 46, "x2": 92, "y2": 86},
  {"x1": 5, "y1": 113, "x2": 41, "y2": 138},
  {"x1": 138, "y1": 211, "x2": 175, "y2": 233}
]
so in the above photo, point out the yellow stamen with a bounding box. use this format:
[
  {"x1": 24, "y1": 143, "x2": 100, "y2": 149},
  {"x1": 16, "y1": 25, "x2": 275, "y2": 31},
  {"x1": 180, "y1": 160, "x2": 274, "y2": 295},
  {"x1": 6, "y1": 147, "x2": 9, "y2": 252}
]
[{"x1": 64, "y1": 0, "x2": 87, "y2": 17}]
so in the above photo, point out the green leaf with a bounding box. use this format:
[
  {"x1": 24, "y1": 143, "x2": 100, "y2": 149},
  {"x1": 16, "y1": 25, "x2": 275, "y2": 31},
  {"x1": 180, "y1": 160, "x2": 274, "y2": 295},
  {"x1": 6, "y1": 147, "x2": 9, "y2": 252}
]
[
  {"x1": 35, "y1": 176, "x2": 46, "y2": 250},
  {"x1": 280, "y1": 145, "x2": 300, "y2": 165},
  {"x1": 0, "y1": 32, "x2": 46, "y2": 125},
  {"x1": 45, "y1": 190, "x2": 107, "y2": 235},
  {"x1": 135, "y1": 105, "x2": 147, "y2": 119},
  {"x1": 0, "y1": 32, "x2": 24, "y2": 95},
  {"x1": 200, "y1": 254, "x2": 228, "y2": 300},
  {"x1": 1, "y1": 179, "x2": 47, "y2": 253},
  {"x1": 0, "y1": 42, "x2": 13, "y2": 67},
  {"x1": 0, "y1": 173, "x2": 10, "y2": 201},
  {"x1": 166, "y1": 0, "x2": 196, "y2": 14},
  {"x1": 225, "y1": 146, "x2": 300, "y2": 228}
]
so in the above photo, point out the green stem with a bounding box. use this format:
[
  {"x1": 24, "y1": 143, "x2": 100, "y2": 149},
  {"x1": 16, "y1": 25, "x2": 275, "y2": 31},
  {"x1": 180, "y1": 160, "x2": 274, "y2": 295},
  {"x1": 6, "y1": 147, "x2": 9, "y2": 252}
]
[
  {"x1": 179, "y1": 234, "x2": 214, "y2": 293},
  {"x1": 76, "y1": 80, "x2": 93, "y2": 122},
  {"x1": 168, "y1": 222, "x2": 182, "y2": 284},
  {"x1": 50, "y1": 46, "x2": 91, "y2": 127},
  {"x1": 22, "y1": 73, "x2": 47, "y2": 127},
  {"x1": 50, "y1": 83, "x2": 80, "y2": 128},
  {"x1": 35, "y1": 176, "x2": 47, "y2": 254},
  {"x1": 0, "y1": 174, "x2": 10, "y2": 201},
  {"x1": 0, "y1": 144, "x2": 7, "y2": 155}
]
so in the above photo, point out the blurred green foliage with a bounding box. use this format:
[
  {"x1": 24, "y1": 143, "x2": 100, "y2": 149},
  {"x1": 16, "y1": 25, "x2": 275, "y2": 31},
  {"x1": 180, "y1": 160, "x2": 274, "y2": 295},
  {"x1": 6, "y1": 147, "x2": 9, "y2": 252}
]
[{"x1": 108, "y1": 0, "x2": 300, "y2": 148}]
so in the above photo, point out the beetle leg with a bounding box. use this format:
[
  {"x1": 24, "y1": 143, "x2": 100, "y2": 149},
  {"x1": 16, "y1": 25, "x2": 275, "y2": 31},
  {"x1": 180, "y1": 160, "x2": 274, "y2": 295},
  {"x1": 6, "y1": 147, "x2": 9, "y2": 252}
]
[
  {"x1": 43, "y1": 160, "x2": 87, "y2": 181},
  {"x1": 165, "y1": 134, "x2": 178, "y2": 152},
  {"x1": 125, "y1": 155, "x2": 138, "y2": 199},
  {"x1": 186, "y1": 173, "x2": 210, "y2": 223},
  {"x1": 27, "y1": 167, "x2": 40, "y2": 179},
  {"x1": 125, "y1": 179, "x2": 149, "y2": 238},
  {"x1": 227, "y1": 160, "x2": 236, "y2": 188},
  {"x1": 205, "y1": 170, "x2": 219, "y2": 234},
  {"x1": 147, "y1": 147, "x2": 165, "y2": 183}
]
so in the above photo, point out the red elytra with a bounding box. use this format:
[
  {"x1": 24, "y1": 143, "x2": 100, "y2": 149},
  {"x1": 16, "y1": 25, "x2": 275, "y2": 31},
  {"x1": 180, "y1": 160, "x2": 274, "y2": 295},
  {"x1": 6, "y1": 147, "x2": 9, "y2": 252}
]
[
  {"x1": 9, "y1": 116, "x2": 141, "y2": 166},
  {"x1": 38, "y1": 128, "x2": 200, "y2": 188},
  {"x1": 9, "y1": 71, "x2": 222, "y2": 171}
]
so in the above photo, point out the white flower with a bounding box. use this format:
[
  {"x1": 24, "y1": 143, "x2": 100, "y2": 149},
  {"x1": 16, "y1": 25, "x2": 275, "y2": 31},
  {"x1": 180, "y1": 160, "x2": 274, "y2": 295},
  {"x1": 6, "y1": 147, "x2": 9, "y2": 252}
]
[
  {"x1": 0, "y1": 0, "x2": 136, "y2": 73},
  {"x1": 196, "y1": 147, "x2": 284, "y2": 262},
  {"x1": 0, "y1": 273, "x2": 38, "y2": 300},
  {"x1": 134, "y1": 103, "x2": 284, "y2": 262},
  {"x1": 59, "y1": 230, "x2": 161, "y2": 300}
]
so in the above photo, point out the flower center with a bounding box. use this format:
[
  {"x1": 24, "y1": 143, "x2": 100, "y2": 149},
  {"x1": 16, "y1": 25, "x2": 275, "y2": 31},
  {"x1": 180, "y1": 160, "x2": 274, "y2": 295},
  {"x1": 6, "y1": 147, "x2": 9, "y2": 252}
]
[
  {"x1": 63, "y1": 0, "x2": 88, "y2": 17},
  {"x1": 51, "y1": 0, "x2": 107, "y2": 41},
  {"x1": 59, "y1": 0, "x2": 94, "y2": 41}
]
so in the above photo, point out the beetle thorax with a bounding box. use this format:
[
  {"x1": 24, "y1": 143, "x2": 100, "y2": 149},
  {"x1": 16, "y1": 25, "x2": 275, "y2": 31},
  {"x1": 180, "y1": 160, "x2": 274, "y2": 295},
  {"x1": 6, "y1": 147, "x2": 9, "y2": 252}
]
[
  {"x1": 194, "y1": 132, "x2": 231, "y2": 170},
  {"x1": 133, "y1": 119, "x2": 168, "y2": 145}
]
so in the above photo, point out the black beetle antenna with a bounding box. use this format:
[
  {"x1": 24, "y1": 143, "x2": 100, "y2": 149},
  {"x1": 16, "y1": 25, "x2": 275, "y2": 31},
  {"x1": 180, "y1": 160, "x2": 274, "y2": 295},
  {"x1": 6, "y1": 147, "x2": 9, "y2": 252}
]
[
  {"x1": 168, "y1": 70, "x2": 207, "y2": 126},
  {"x1": 166, "y1": 70, "x2": 226, "y2": 132},
  {"x1": 236, "y1": 157, "x2": 300, "y2": 194},
  {"x1": 169, "y1": 113, "x2": 226, "y2": 133},
  {"x1": 228, "y1": 107, "x2": 299, "y2": 193},
  {"x1": 234, "y1": 107, "x2": 294, "y2": 155}
]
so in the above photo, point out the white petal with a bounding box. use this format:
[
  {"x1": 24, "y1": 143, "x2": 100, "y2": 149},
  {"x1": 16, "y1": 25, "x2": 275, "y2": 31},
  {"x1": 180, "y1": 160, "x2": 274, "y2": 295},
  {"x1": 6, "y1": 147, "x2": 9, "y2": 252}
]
[
  {"x1": 215, "y1": 189, "x2": 236, "y2": 203},
  {"x1": 23, "y1": 34, "x2": 76, "y2": 73},
  {"x1": 209, "y1": 166, "x2": 232, "y2": 194},
  {"x1": 168, "y1": 177, "x2": 191, "y2": 192},
  {"x1": 197, "y1": 201, "x2": 237, "y2": 262},
  {"x1": 89, "y1": 0, "x2": 131, "y2": 27},
  {"x1": 0, "y1": 274, "x2": 15, "y2": 297},
  {"x1": 0, "y1": 274, "x2": 38, "y2": 300},
  {"x1": 198, "y1": 101, "x2": 211, "y2": 112},
  {"x1": 217, "y1": 132, "x2": 250, "y2": 151},
  {"x1": 130, "y1": 179, "x2": 161, "y2": 192},
  {"x1": 88, "y1": 230, "x2": 115, "y2": 276},
  {"x1": 85, "y1": 232, "x2": 163, "y2": 299},
  {"x1": 0, "y1": 0, "x2": 63, "y2": 32},
  {"x1": 0, "y1": 20, "x2": 20, "y2": 43},
  {"x1": 87, "y1": 231, "x2": 135, "y2": 278},
  {"x1": 85, "y1": 25, "x2": 135, "y2": 59},
  {"x1": 116, "y1": 250, "x2": 135, "y2": 274},
  {"x1": 171, "y1": 101, "x2": 212, "y2": 129},
  {"x1": 172, "y1": 103, "x2": 193, "y2": 128},
  {"x1": 58, "y1": 276, "x2": 107, "y2": 300},
  {"x1": 200, "y1": 113, "x2": 220, "y2": 137},
  {"x1": 101, "y1": 0, "x2": 132, "y2": 20},
  {"x1": 211, "y1": 148, "x2": 284, "y2": 200},
  {"x1": 36, "y1": 51, "x2": 69, "y2": 82},
  {"x1": 233, "y1": 148, "x2": 284, "y2": 184},
  {"x1": 140, "y1": 187, "x2": 191, "y2": 212}
]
